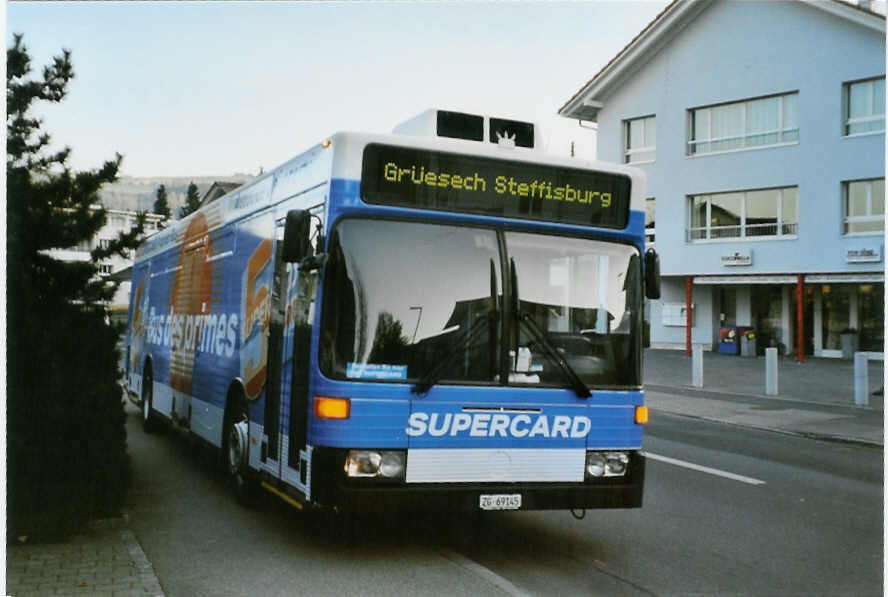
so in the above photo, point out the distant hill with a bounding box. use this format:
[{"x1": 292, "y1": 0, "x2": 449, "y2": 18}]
[{"x1": 98, "y1": 174, "x2": 255, "y2": 217}]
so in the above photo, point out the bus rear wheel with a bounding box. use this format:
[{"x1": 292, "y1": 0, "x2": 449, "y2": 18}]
[
  {"x1": 141, "y1": 367, "x2": 159, "y2": 433},
  {"x1": 225, "y1": 394, "x2": 257, "y2": 505}
]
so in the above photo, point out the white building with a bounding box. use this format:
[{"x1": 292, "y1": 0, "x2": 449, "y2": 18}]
[
  {"x1": 560, "y1": 0, "x2": 885, "y2": 358},
  {"x1": 48, "y1": 208, "x2": 167, "y2": 313}
]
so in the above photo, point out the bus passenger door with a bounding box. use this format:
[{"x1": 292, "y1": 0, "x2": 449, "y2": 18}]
[
  {"x1": 259, "y1": 222, "x2": 291, "y2": 479},
  {"x1": 264, "y1": 216, "x2": 317, "y2": 499},
  {"x1": 279, "y1": 264, "x2": 316, "y2": 497}
]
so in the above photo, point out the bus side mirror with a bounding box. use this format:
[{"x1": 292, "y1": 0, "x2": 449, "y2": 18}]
[
  {"x1": 282, "y1": 210, "x2": 311, "y2": 263},
  {"x1": 645, "y1": 248, "x2": 661, "y2": 300}
]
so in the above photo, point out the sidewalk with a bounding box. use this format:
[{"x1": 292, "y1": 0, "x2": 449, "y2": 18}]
[
  {"x1": 6, "y1": 516, "x2": 164, "y2": 597},
  {"x1": 644, "y1": 348, "x2": 885, "y2": 447}
]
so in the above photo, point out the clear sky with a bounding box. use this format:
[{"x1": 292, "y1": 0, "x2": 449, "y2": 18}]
[{"x1": 8, "y1": 1, "x2": 670, "y2": 178}]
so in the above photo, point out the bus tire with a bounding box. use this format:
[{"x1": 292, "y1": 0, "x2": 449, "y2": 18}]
[
  {"x1": 224, "y1": 389, "x2": 257, "y2": 506},
  {"x1": 141, "y1": 365, "x2": 160, "y2": 433}
]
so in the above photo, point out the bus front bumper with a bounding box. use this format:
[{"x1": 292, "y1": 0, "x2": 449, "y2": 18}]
[{"x1": 310, "y1": 448, "x2": 644, "y2": 512}]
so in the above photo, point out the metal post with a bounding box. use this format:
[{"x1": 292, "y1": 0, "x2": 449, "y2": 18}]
[
  {"x1": 686, "y1": 276, "x2": 692, "y2": 357},
  {"x1": 765, "y1": 347, "x2": 778, "y2": 396},
  {"x1": 796, "y1": 275, "x2": 804, "y2": 364},
  {"x1": 854, "y1": 352, "x2": 869, "y2": 407},
  {"x1": 692, "y1": 344, "x2": 703, "y2": 387}
]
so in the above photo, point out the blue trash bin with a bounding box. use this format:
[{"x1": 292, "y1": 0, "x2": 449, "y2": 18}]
[{"x1": 718, "y1": 326, "x2": 739, "y2": 355}]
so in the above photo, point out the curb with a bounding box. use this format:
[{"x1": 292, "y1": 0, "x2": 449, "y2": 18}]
[
  {"x1": 644, "y1": 383, "x2": 884, "y2": 413},
  {"x1": 120, "y1": 524, "x2": 166, "y2": 597},
  {"x1": 651, "y1": 407, "x2": 884, "y2": 449}
]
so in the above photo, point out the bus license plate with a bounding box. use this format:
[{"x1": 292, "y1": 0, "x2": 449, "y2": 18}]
[{"x1": 479, "y1": 494, "x2": 521, "y2": 511}]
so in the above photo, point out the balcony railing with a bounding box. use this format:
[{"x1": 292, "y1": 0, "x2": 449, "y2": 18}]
[{"x1": 687, "y1": 221, "x2": 798, "y2": 242}]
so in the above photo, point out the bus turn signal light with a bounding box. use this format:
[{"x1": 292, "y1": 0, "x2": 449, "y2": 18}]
[
  {"x1": 635, "y1": 406, "x2": 649, "y2": 425},
  {"x1": 314, "y1": 397, "x2": 350, "y2": 419}
]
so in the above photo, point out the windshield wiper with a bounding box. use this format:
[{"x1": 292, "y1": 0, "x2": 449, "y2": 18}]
[
  {"x1": 510, "y1": 259, "x2": 591, "y2": 399},
  {"x1": 412, "y1": 259, "x2": 499, "y2": 396}
]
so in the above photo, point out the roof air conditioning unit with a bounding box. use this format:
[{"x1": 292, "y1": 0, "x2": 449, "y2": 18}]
[{"x1": 393, "y1": 109, "x2": 538, "y2": 150}]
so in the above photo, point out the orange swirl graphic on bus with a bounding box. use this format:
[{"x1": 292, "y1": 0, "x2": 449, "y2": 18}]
[
  {"x1": 130, "y1": 279, "x2": 146, "y2": 373},
  {"x1": 170, "y1": 213, "x2": 215, "y2": 395},
  {"x1": 241, "y1": 239, "x2": 272, "y2": 400}
]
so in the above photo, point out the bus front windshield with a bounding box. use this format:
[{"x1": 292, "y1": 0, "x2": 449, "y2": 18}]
[{"x1": 319, "y1": 219, "x2": 641, "y2": 389}]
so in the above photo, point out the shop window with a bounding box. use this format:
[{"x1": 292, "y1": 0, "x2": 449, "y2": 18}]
[
  {"x1": 859, "y1": 283, "x2": 885, "y2": 353},
  {"x1": 821, "y1": 285, "x2": 851, "y2": 352},
  {"x1": 843, "y1": 178, "x2": 885, "y2": 235},
  {"x1": 752, "y1": 285, "x2": 785, "y2": 354}
]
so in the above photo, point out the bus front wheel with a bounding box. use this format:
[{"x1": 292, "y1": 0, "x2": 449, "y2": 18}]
[
  {"x1": 141, "y1": 366, "x2": 160, "y2": 433},
  {"x1": 224, "y1": 393, "x2": 257, "y2": 505}
]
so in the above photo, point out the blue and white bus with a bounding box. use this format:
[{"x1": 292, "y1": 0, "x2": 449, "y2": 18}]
[{"x1": 125, "y1": 109, "x2": 660, "y2": 513}]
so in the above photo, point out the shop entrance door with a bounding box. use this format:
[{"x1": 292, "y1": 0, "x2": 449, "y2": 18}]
[
  {"x1": 820, "y1": 284, "x2": 852, "y2": 357},
  {"x1": 751, "y1": 285, "x2": 783, "y2": 355}
]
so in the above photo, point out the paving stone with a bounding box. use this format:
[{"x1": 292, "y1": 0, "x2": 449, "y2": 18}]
[{"x1": 6, "y1": 517, "x2": 165, "y2": 597}]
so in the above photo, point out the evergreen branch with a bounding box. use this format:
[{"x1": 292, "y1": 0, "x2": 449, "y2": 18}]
[{"x1": 91, "y1": 211, "x2": 146, "y2": 262}]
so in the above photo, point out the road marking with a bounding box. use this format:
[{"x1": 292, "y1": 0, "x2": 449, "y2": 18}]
[
  {"x1": 646, "y1": 452, "x2": 766, "y2": 486},
  {"x1": 440, "y1": 549, "x2": 534, "y2": 597}
]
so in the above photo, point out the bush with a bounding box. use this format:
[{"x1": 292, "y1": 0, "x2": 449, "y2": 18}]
[
  {"x1": 8, "y1": 305, "x2": 131, "y2": 541},
  {"x1": 7, "y1": 34, "x2": 142, "y2": 542}
]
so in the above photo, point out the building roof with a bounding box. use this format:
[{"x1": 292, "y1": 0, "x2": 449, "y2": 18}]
[
  {"x1": 559, "y1": 0, "x2": 886, "y2": 122},
  {"x1": 200, "y1": 181, "x2": 243, "y2": 207}
]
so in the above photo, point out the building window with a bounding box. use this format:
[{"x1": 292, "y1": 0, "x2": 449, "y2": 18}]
[
  {"x1": 645, "y1": 197, "x2": 656, "y2": 244},
  {"x1": 688, "y1": 92, "x2": 798, "y2": 155},
  {"x1": 624, "y1": 115, "x2": 655, "y2": 163},
  {"x1": 843, "y1": 178, "x2": 885, "y2": 235},
  {"x1": 844, "y1": 77, "x2": 885, "y2": 136},
  {"x1": 687, "y1": 186, "x2": 798, "y2": 241},
  {"x1": 99, "y1": 264, "x2": 113, "y2": 276},
  {"x1": 99, "y1": 238, "x2": 112, "y2": 250},
  {"x1": 70, "y1": 239, "x2": 91, "y2": 252}
]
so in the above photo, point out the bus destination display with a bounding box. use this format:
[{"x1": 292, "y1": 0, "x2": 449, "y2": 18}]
[{"x1": 361, "y1": 144, "x2": 630, "y2": 228}]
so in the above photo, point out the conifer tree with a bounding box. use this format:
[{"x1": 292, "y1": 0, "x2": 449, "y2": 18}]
[
  {"x1": 7, "y1": 34, "x2": 145, "y2": 540},
  {"x1": 153, "y1": 183, "x2": 171, "y2": 223},
  {"x1": 179, "y1": 181, "x2": 201, "y2": 218}
]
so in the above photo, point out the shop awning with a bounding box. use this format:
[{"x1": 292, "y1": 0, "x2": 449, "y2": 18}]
[
  {"x1": 804, "y1": 273, "x2": 884, "y2": 283},
  {"x1": 692, "y1": 275, "x2": 798, "y2": 285},
  {"x1": 691, "y1": 273, "x2": 885, "y2": 285}
]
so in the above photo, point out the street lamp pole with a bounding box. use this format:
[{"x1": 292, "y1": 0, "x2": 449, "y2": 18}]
[{"x1": 410, "y1": 306, "x2": 423, "y2": 344}]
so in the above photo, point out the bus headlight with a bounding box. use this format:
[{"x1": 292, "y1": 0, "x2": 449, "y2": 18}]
[
  {"x1": 379, "y1": 451, "x2": 406, "y2": 479},
  {"x1": 345, "y1": 451, "x2": 382, "y2": 477},
  {"x1": 585, "y1": 451, "x2": 630, "y2": 480},
  {"x1": 585, "y1": 453, "x2": 606, "y2": 478},
  {"x1": 345, "y1": 450, "x2": 406, "y2": 480},
  {"x1": 605, "y1": 452, "x2": 629, "y2": 476}
]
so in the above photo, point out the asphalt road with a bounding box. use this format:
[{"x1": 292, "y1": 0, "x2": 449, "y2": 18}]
[{"x1": 124, "y1": 403, "x2": 883, "y2": 596}]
